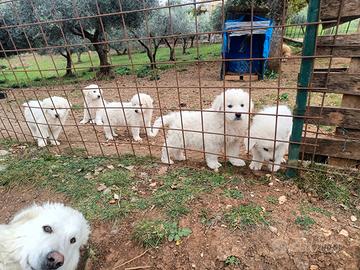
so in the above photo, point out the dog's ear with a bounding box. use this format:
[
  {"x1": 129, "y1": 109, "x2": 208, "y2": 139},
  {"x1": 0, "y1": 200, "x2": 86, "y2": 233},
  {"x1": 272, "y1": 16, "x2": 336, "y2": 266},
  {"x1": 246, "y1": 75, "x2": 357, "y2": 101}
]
[
  {"x1": 211, "y1": 93, "x2": 224, "y2": 111},
  {"x1": 10, "y1": 205, "x2": 40, "y2": 225},
  {"x1": 145, "y1": 95, "x2": 153, "y2": 107},
  {"x1": 244, "y1": 137, "x2": 256, "y2": 152}
]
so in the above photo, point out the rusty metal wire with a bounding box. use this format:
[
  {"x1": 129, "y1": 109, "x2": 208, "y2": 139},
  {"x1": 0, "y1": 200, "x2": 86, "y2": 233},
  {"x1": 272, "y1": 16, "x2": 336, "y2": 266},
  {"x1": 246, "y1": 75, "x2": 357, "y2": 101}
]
[{"x1": 0, "y1": 0, "x2": 359, "y2": 178}]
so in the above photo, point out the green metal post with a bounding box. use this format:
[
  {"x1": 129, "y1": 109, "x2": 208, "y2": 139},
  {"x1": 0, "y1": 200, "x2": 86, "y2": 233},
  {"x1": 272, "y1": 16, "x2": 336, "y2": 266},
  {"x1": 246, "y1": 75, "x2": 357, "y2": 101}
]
[{"x1": 286, "y1": 0, "x2": 320, "y2": 177}]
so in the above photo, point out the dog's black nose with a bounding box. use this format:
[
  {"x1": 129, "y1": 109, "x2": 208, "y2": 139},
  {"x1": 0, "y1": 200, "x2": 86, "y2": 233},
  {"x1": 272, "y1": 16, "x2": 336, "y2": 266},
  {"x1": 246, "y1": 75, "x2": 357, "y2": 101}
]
[
  {"x1": 97, "y1": 95, "x2": 101, "y2": 98},
  {"x1": 135, "y1": 109, "x2": 139, "y2": 113},
  {"x1": 46, "y1": 251, "x2": 64, "y2": 269},
  {"x1": 55, "y1": 114, "x2": 59, "y2": 118},
  {"x1": 269, "y1": 159, "x2": 274, "y2": 162},
  {"x1": 235, "y1": 113, "x2": 241, "y2": 119}
]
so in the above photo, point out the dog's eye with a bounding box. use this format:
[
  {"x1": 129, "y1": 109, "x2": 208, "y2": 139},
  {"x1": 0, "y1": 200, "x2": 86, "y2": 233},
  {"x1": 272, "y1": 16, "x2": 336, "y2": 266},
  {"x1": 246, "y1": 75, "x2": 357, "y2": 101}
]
[
  {"x1": 50, "y1": 108, "x2": 55, "y2": 111},
  {"x1": 240, "y1": 104, "x2": 244, "y2": 107},
  {"x1": 93, "y1": 91, "x2": 96, "y2": 93},
  {"x1": 263, "y1": 148, "x2": 269, "y2": 152},
  {"x1": 70, "y1": 237, "x2": 76, "y2": 244},
  {"x1": 227, "y1": 105, "x2": 233, "y2": 108},
  {"x1": 43, "y1": 225, "x2": 53, "y2": 233}
]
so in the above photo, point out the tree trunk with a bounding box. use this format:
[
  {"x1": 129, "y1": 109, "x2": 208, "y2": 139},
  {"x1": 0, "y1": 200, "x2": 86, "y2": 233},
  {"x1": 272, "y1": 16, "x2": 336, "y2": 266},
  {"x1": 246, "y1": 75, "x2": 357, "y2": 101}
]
[
  {"x1": 190, "y1": 35, "x2": 195, "y2": 48},
  {"x1": 164, "y1": 38, "x2": 178, "y2": 61},
  {"x1": 268, "y1": 27, "x2": 283, "y2": 72},
  {"x1": 93, "y1": 43, "x2": 114, "y2": 78},
  {"x1": 182, "y1": 37, "x2": 188, "y2": 54},
  {"x1": 76, "y1": 51, "x2": 82, "y2": 63},
  {"x1": 60, "y1": 50, "x2": 73, "y2": 77}
]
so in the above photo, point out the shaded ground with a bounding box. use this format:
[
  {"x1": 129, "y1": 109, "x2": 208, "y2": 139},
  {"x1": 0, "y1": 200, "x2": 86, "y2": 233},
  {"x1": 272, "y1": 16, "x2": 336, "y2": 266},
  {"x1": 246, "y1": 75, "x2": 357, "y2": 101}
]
[{"x1": 0, "y1": 143, "x2": 359, "y2": 270}]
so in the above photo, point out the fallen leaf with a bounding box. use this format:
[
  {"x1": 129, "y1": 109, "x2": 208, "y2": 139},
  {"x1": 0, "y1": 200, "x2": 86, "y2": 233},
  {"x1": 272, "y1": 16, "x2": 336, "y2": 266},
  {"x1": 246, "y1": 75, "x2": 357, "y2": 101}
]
[
  {"x1": 109, "y1": 199, "x2": 116, "y2": 205},
  {"x1": 97, "y1": 183, "x2": 107, "y2": 192}
]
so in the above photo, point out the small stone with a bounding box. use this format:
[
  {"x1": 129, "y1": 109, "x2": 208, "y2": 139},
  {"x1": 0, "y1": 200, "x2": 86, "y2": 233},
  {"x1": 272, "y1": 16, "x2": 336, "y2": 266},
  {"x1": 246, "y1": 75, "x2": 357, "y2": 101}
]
[
  {"x1": 191, "y1": 264, "x2": 196, "y2": 268},
  {"x1": 261, "y1": 207, "x2": 266, "y2": 212},
  {"x1": 200, "y1": 252, "x2": 204, "y2": 258},
  {"x1": 309, "y1": 265, "x2": 319, "y2": 270},
  {"x1": 97, "y1": 183, "x2": 107, "y2": 192},
  {"x1": 268, "y1": 182, "x2": 274, "y2": 187},
  {"x1": 320, "y1": 228, "x2": 332, "y2": 237},
  {"x1": 113, "y1": 193, "x2": 120, "y2": 200},
  {"x1": 269, "y1": 226, "x2": 278, "y2": 234},
  {"x1": 225, "y1": 205, "x2": 232, "y2": 209},
  {"x1": 109, "y1": 199, "x2": 116, "y2": 204},
  {"x1": 275, "y1": 188, "x2": 280, "y2": 192},
  {"x1": 278, "y1": 195, "x2": 287, "y2": 205},
  {"x1": 250, "y1": 193, "x2": 255, "y2": 197},
  {"x1": 106, "y1": 165, "x2": 114, "y2": 170},
  {"x1": 0, "y1": 150, "x2": 9, "y2": 156},
  {"x1": 339, "y1": 229, "x2": 349, "y2": 237},
  {"x1": 350, "y1": 215, "x2": 357, "y2": 222},
  {"x1": 84, "y1": 173, "x2": 93, "y2": 180},
  {"x1": 149, "y1": 182, "x2": 157, "y2": 187},
  {"x1": 331, "y1": 216, "x2": 338, "y2": 222},
  {"x1": 265, "y1": 174, "x2": 271, "y2": 178}
]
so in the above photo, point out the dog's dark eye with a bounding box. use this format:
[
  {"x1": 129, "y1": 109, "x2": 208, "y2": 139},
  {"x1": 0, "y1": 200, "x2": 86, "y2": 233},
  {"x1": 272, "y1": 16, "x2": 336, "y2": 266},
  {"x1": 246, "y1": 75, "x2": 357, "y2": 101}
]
[
  {"x1": 43, "y1": 225, "x2": 53, "y2": 233},
  {"x1": 93, "y1": 90, "x2": 96, "y2": 93},
  {"x1": 50, "y1": 108, "x2": 55, "y2": 111},
  {"x1": 263, "y1": 148, "x2": 269, "y2": 152},
  {"x1": 70, "y1": 237, "x2": 76, "y2": 244},
  {"x1": 227, "y1": 105, "x2": 233, "y2": 108},
  {"x1": 240, "y1": 104, "x2": 244, "y2": 107}
]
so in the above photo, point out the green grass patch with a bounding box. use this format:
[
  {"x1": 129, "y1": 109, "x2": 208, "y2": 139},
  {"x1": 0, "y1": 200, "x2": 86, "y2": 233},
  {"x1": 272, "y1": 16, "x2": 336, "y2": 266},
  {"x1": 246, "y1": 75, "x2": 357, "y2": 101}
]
[
  {"x1": 132, "y1": 219, "x2": 192, "y2": 248},
  {"x1": 223, "y1": 189, "x2": 244, "y2": 200},
  {"x1": 295, "y1": 215, "x2": 315, "y2": 230},
  {"x1": 225, "y1": 255, "x2": 241, "y2": 266},
  {"x1": 224, "y1": 203, "x2": 269, "y2": 229},
  {"x1": 300, "y1": 202, "x2": 332, "y2": 217},
  {"x1": 266, "y1": 195, "x2": 278, "y2": 205}
]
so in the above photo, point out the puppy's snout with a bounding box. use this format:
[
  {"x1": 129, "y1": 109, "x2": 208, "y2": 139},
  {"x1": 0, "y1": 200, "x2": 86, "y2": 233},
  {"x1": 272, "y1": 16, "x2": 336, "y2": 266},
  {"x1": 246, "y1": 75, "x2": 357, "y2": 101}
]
[
  {"x1": 269, "y1": 158, "x2": 274, "y2": 162},
  {"x1": 55, "y1": 113, "x2": 59, "y2": 118},
  {"x1": 235, "y1": 112, "x2": 242, "y2": 119},
  {"x1": 135, "y1": 109, "x2": 139, "y2": 113},
  {"x1": 97, "y1": 95, "x2": 101, "y2": 98},
  {"x1": 46, "y1": 251, "x2": 64, "y2": 269}
]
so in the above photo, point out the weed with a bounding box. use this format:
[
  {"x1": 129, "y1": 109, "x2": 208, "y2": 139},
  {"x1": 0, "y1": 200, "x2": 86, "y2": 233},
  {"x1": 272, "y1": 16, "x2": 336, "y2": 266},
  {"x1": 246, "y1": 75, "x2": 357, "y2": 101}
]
[
  {"x1": 266, "y1": 195, "x2": 278, "y2": 205},
  {"x1": 225, "y1": 255, "x2": 240, "y2": 266},
  {"x1": 149, "y1": 70, "x2": 160, "y2": 81},
  {"x1": 71, "y1": 104, "x2": 82, "y2": 110},
  {"x1": 295, "y1": 215, "x2": 315, "y2": 230},
  {"x1": 33, "y1": 77, "x2": 42, "y2": 82},
  {"x1": 279, "y1": 93, "x2": 289, "y2": 101},
  {"x1": 224, "y1": 203, "x2": 269, "y2": 229},
  {"x1": 0, "y1": 79, "x2": 6, "y2": 84},
  {"x1": 300, "y1": 202, "x2": 332, "y2": 217},
  {"x1": 132, "y1": 219, "x2": 191, "y2": 248},
  {"x1": 115, "y1": 66, "x2": 131, "y2": 75},
  {"x1": 136, "y1": 66, "x2": 151, "y2": 78},
  {"x1": 264, "y1": 70, "x2": 278, "y2": 80},
  {"x1": 223, "y1": 189, "x2": 244, "y2": 200}
]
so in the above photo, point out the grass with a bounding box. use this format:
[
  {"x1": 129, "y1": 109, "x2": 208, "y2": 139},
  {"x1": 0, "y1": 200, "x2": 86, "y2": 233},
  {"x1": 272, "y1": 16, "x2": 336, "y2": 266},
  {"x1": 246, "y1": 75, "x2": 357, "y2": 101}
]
[
  {"x1": 225, "y1": 255, "x2": 241, "y2": 266},
  {"x1": 224, "y1": 203, "x2": 269, "y2": 229},
  {"x1": 0, "y1": 44, "x2": 221, "y2": 88},
  {"x1": 132, "y1": 219, "x2": 192, "y2": 248},
  {"x1": 295, "y1": 215, "x2": 315, "y2": 230},
  {"x1": 223, "y1": 188, "x2": 244, "y2": 200},
  {"x1": 300, "y1": 202, "x2": 332, "y2": 217},
  {"x1": 266, "y1": 195, "x2": 278, "y2": 205}
]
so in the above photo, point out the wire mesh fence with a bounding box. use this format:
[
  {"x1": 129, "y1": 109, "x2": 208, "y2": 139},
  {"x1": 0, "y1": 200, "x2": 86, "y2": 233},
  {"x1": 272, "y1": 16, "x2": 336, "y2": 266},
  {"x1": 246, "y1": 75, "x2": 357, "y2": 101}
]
[{"x1": 0, "y1": 0, "x2": 359, "y2": 178}]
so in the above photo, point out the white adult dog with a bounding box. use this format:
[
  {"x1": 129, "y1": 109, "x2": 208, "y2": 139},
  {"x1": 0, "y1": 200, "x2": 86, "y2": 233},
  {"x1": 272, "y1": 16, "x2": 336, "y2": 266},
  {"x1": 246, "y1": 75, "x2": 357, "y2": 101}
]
[
  {"x1": 0, "y1": 203, "x2": 90, "y2": 270},
  {"x1": 80, "y1": 84, "x2": 105, "y2": 125},
  {"x1": 151, "y1": 89, "x2": 253, "y2": 171},
  {"x1": 23, "y1": 96, "x2": 71, "y2": 147},
  {"x1": 245, "y1": 105, "x2": 293, "y2": 172},
  {"x1": 102, "y1": 93, "x2": 153, "y2": 141}
]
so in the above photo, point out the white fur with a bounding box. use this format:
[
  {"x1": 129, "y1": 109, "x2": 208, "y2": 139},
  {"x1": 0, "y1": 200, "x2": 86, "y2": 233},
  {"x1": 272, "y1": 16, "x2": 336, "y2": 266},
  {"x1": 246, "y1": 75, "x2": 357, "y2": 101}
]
[
  {"x1": 0, "y1": 203, "x2": 90, "y2": 270},
  {"x1": 245, "y1": 105, "x2": 293, "y2": 172},
  {"x1": 23, "y1": 96, "x2": 71, "y2": 147},
  {"x1": 102, "y1": 93, "x2": 153, "y2": 142},
  {"x1": 80, "y1": 84, "x2": 105, "y2": 125},
  {"x1": 151, "y1": 89, "x2": 253, "y2": 171}
]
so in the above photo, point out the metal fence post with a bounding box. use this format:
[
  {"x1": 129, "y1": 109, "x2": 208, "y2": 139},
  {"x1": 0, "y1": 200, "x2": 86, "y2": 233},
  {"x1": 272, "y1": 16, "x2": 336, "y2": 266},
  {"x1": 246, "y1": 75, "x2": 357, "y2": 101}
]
[{"x1": 286, "y1": 0, "x2": 320, "y2": 177}]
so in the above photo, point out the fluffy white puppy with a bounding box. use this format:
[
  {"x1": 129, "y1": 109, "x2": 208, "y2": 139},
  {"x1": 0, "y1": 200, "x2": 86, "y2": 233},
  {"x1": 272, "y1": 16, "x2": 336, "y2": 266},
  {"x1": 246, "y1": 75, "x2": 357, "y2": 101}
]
[
  {"x1": 0, "y1": 203, "x2": 90, "y2": 270},
  {"x1": 245, "y1": 105, "x2": 293, "y2": 172},
  {"x1": 151, "y1": 89, "x2": 253, "y2": 171},
  {"x1": 102, "y1": 93, "x2": 153, "y2": 141},
  {"x1": 80, "y1": 84, "x2": 105, "y2": 125},
  {"x1": 23, "y1": 96, "x2": 71, "y2": 147}
]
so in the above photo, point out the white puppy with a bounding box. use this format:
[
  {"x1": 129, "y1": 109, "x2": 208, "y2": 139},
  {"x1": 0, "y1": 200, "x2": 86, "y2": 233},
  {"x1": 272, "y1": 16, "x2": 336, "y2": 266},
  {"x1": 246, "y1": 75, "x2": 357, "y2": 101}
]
[
  {"x1": 80, "y1": 84, "x2": 105, "y2": 125},
  {"x1": 0, "y1": 203, "x2": 90, "y2": 270},
  {"x1": 102, "y1": 93, "x2": 153, "y2": 141},
  {"x1": 151, "y1": 89, "x2": 253, "y2": 171},
  {"x1": 23, "y1": 96, "x2": 71, "y2": 147},
  {"x1": 245, "y1": 105, "x2": 293, "y2": 172}
]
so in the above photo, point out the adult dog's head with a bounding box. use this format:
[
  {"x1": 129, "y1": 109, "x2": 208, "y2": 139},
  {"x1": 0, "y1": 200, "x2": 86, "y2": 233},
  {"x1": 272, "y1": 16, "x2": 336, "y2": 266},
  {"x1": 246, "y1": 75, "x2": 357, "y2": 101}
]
[
  {"x1": 130, "y1": 93, "x2": 153, "y2": 114},
  {"x1": 83, "y1": 84, "x2": 103, "y2": 101},
  {"x1": 42, "y1": 97, "x2": 71, "y2": 123},
  {"x1": 211, "y1": 88, "x2": 253, "y2": 122},
  {"x1": 5, "y1": 203, "x2": 90, "y2": 270}
]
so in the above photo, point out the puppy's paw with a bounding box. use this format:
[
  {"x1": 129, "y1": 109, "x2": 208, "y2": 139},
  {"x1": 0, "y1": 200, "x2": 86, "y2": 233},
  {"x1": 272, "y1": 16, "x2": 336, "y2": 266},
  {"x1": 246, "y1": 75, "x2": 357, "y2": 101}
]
[
  {"x1": 133, "y1": 136, "x2": 142, "y2": 142},
  {"x1": 229, "y1": 158, "x2": 246, "y2": 167},
  {"x1": 249, "y1": 161, "x2": 262, "y2": 171},
  {"x1": 207, "y1": 161, "x2": 222, "y2": 172},
  {"x1": 268, "y1": 164, "x2": 281, "y2": 172},
  {"x1": 80, "y1": 119, "x2": 87, "y2": 124},
  {"x1": 106, "y1": 136, "x2": 114, "y2": 141},
  {"x1": 174, "y1": 154, "x2": 186, "y2": 161},
  {"x1": 38, "y1": 140, "x2": 47, "y2": 147},
  {"x1": 95, "y1": 120, "x2": 103, "y2": 126},
  {"x1": 50, "y1": 140, "x2": 60, "y2": 146}
]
